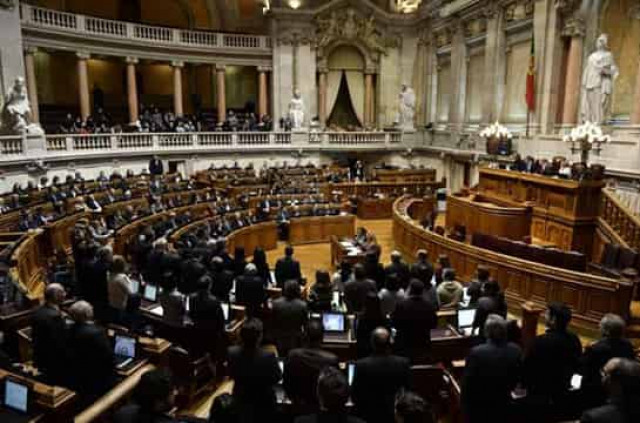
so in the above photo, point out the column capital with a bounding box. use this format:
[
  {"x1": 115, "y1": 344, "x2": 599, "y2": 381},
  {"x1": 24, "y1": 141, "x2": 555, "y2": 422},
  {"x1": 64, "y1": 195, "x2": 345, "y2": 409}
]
[
  {"x1": 125, "y1": 56, "x2": 139, "y2": 65},
  {"x1": 257, "y1": 65, "x2": 272, "y2": 73},
  {"x1": 317, "y1": 66, "x2": 329, "y2": 74},
  {"x1": 171, "y1": 60, "x2": 184, "y2": 68},
  {"x1": 364, "y1": 68, "x2": 377, "y2": 75},
  {"x1": 562, "y1": 16, "x2": 586, "y2": 38},
  {"x1": 24, "y1": 46, "x2": 38, "y2": 55},
  {"x1": 76, "y1": 51, "x2": 91, "y2": 60},
  {"x1": 215, "y1": 64, "x2": 226, "y2": 72}
]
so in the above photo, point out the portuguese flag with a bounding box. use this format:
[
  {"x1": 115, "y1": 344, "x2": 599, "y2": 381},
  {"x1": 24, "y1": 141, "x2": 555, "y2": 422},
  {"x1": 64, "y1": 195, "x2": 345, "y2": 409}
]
[{"x1": 525, "y1": 37, "x2": 536, "y2": 111}]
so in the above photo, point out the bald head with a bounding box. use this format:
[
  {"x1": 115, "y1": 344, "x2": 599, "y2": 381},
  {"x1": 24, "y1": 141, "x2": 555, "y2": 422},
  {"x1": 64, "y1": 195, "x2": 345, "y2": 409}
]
[
  {"x1": 69, "y1": 300, "x2": 94, "y2": 323},
  {"x1": 371, "y1": 327, "x2": 391, "y2": 354},
  {"x1": 44, "y1": 283, "x2": 65, "y2": 306}
]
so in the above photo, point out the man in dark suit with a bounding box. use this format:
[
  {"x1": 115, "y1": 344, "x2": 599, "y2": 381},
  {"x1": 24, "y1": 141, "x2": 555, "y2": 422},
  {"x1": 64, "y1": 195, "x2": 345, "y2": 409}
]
[
  {"x1": 228, "y1": 318, "x2": 282, "y2": 423},
  {"x1": 284, "y1": 320, "x2": 339, "y2": 409},
  {"x1": 462, "y1": 314, "x2": 522, "y2": 423},
  {"x1": 271, "y1": 280, "x2": 308, "y2": 356},
  {"x1": 410, "y1": 249, "x2": 434, "y2": 287},
  {"x1": 580, "y1": 358, "x2": 640, "y2": 423},
  {"x1": 31, "y1": 283, "x2": 69, "y2": 385},
  {"x1": 189, "y1": 276, "x2": 226, "y2": 358},
  {"x1": 67, "y1": 301, "x2": 116, "y2": 400},
  {"x1": 581, "y1": 313, "x2": 636, "y2": 408},
  {"x1": 344, "y1": 264, "x2": 377, "y2": 314},
  {"x1": 148, "y1": 155, "x2": 164, "y2": 176},
  {"x1": 522, "y1": 302, "x2": 582, "y2": 418},
  {"x1": 235, "y1": 263, "x2": 267, "y2": 316},
  {"x1": 113, "y1": 369, "x2": 177, "y2": 423},
  {"x1": 385, "y1": 250, "x2": 411, "y2": 290},
  {"x1": 209, "y1": 256, "x2": 234, "y2": 301},
  {"x1": 392, "y1": 279, "x2": 437, "y2": 361},
  {"x1": 352, "y1": 327, "x2": 411, "y2": 423},
  {"x1": 275, "y1": 245, "x2": 302, "y2": 288}
]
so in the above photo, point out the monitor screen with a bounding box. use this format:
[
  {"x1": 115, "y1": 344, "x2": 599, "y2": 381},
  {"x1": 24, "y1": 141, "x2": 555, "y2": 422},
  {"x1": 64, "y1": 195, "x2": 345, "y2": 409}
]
[
  {"x1": 114, "y1": 335, "x2": 136, "y2": 358},
  {"x1": 143, "y1": 284, "x2": 158, "y2": 302},
  {"x1": 4, "y1": 379, "x2": 28, "y2": 413},
  {"x1": 458, "y1": 309, "x2": 476, "y2": 328},
  {"x1": 130, "y1": 279, "x2": 140, "y2": 294},
  {"x1": 221, "y1": 303, "x2": 230, "y2": 322},
  {"x1": 347, "y1": 363, "x2": 355, "y2": 386},
  {"x1": 322, "y1": 313, "x2": 345, "y2": 332}
]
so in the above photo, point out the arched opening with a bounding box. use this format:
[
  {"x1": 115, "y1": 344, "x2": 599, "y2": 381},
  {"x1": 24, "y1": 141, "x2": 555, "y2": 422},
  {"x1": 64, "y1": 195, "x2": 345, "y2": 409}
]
[{"x1": 325, "y1": 45, "x2": 366, "y2": 129}]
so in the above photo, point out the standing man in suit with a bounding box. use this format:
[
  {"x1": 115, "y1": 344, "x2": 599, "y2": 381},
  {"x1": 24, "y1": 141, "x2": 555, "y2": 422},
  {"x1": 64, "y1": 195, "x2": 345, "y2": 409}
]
[
  {"x1": 284, "y1": 320, "x2": 339, "y2": 410},
  {"x1": 352, "y1": 327, "x2": 411, "y2": 423},
  {"x1": 235, "y1": 263, "x2": 267, "y2": 316},
  {"x1": 189, "y1": 275, "x2": 226, "y2": 358},
  {"x1": 344, "y1": 264, "x2": 377, "y2": 314},
  {"x1": 462, "y1": 314, "x2": 522, "y2": 423},
  {"x1": 385, "y1": 251, "x2": 411, "y2": 290},
  {"x1": 275, "y1": 245, "x2": 302, "y2": 288},
  {"x1": 31, "y1": 283, "x2": 69, "y2": 386},
  {"x1": 67, "y1": 301, "x2": 116, "y2": 401},
  {"x1": 392, "y1": 279, "x2": 437, "y2": 362},
  {"x1": 271, "y1": 280, "x2": 308, "y2": 356},
  {"x1": 149, "y1": 155, "x2": 164, "y2": 176}
]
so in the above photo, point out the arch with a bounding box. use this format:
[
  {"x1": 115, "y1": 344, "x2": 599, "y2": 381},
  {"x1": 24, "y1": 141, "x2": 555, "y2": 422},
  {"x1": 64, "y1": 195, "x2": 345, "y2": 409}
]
[{"x1": 318, "y1": 39, "x2": 378, "y2": 73}]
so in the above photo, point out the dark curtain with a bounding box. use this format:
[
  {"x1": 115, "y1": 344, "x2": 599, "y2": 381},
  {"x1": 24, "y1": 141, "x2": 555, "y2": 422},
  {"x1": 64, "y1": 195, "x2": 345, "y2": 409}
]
[{"x1": 327, "y1": 71, "x2": 362, "y2": 129}]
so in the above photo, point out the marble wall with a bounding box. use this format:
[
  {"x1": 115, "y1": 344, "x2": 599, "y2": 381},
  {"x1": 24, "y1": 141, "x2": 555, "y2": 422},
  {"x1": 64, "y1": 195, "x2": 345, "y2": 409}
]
[{"x1": 0, "y1": 6, "x2": 24, "y2": 99}]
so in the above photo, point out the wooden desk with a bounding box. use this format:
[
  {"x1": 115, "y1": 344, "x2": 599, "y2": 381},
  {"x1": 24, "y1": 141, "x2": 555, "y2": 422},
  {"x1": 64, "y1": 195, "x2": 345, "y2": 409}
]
[
  {"x1": 478, "y1": 168, "x2": 604, "y2": 253},
  {"x1": 393, "y1": 197, "x2": 633, "y2": 334},
  {"x1": 330, "y1": 236, "x2": 366, "y2": 269},
  {"x1": 446, "y1": 194, "x2": 531, "y2": 240},
  {"x1": 325, "y1": 180, "x2": 446, "y2": 201},
  {"x1": 289, "y1": 214, "x2": 356, "y2": 245},
  {"x1": 226, "y1": 221, "x2": 278, "y2": 255},
  {"x1": 356, "y1": 197, "x2": 395, "y2": 219},
  {"x1": 372, "y1": 168, "x2": 437, "y2": 183}
]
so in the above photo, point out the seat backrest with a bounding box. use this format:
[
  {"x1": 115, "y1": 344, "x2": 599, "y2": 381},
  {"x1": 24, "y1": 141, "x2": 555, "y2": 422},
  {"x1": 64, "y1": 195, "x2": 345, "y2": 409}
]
[{"x1": 601, "y1": 243, "x2": 620, "y2": 268}]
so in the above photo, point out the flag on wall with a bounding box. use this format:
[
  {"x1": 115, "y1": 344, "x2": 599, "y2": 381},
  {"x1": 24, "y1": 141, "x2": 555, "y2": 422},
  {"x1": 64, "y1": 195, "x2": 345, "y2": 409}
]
[{"x1": 525, "y1": 38, "x2": 536, "y2": 111}]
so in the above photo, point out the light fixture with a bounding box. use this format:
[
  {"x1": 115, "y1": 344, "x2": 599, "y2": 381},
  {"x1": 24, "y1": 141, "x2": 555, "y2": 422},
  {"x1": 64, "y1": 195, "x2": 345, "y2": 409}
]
[
  {"x1": 396, "y1": 0, "x2": 421, "y2": 14},
  {"x1": 288, "y1": 0, "x2": 301, "y2": 10},
  {"x1": 261, "y1": 0, "x2": 270, "y2": 14}
]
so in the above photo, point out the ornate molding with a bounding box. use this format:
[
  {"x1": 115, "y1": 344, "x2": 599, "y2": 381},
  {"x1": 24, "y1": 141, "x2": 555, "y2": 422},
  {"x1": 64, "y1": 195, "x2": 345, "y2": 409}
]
[
  {"x1": 433, "y1": 26, "x2": 453, "y2": 48},
  {"x1": 562, "y1": 16, "x2": 586, "y2": 38},
  {"x1": 504, "y1": 0, "x2": 534, "y2": 23},
  {"x1": 277, "y1": 30, "x2": 313, "y2": 46},
  {"x1": 464, "y1": 16, "x2": 487, "y2": 38},
  {"x1": 554, "y1": 0, "x2": 578, "y2": 16}
]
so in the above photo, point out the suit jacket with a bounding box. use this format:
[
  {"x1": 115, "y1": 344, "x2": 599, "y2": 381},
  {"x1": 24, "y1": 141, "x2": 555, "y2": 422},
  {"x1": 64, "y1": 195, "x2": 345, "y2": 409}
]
[
  {"x1": 392, "y1": 295, "x2": 437, "y2": 357},
  {"x1": 581, "y1": 338, "x2": 636, "y2": 405},
  {"x1": 352, "y1": 354, "x2": 411, "y2": 423},
  {"x1": 284, "y1": 347, "x2": 339, "y2": 407},
  {"x1": 210, "y1": 269, "x2": 234, "y2": 301},
  {"x1": 410, "y1": 260, "x2": 434, "y2": 286},
  {"x1": 385, "y1": 262, "x2": 411, "y2": 289},
  {"x1": 271, "y1": 298, "x2": 308, "y2": 354},
  {"x1": 31, "y1": 305, "x2": 68, "y2": 383},
  {"x1": 228, "y1": 346, "x2": 282, "y2": 421},
  {"x1": 159, "y1": 291, "x2": 185, "y2": 325},
  {"x1": 343, "y1": 278, "x2": 377, "y2": 314},
  {"x1": 581, "y1": 402, "x2": 640, "y2": 423},
  {"x1": 235, "y1": 275, "x2": 266, "y2": 315},
  {"x1": 523, "y1": 329, "x2": 582, "y2": 399},
  {"x1": 67, "y1": 322, "x2": 116, "y2": 397},
  {"x1": 462, "y1": 341, "x2": 522, "y2": 423},
  {"x1": 275, "y1": 257, "x2": 302, "y2": 287}
]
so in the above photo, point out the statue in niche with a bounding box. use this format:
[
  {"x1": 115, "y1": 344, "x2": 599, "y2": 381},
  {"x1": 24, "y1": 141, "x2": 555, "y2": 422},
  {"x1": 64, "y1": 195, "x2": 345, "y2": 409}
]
[
  {"x1": 397, "y1": 84, "x2": 416, "y2": 131},
  {"x1": 0, "y1": 77, "x2": 43, "y2": 135},
  {"x1": 580, "y1": 34, "x2": 618, "y2": 124},
  {"x1": 343, "y1": 9, "x2": 358, "y2": 39},
  {"x1": 288, "y1": 89, "x2": 305, "y2": 130}
]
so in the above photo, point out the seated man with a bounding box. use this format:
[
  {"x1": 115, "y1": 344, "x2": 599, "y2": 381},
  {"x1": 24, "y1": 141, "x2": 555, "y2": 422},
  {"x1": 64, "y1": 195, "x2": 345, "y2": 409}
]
[
  {"x1": 353, "y1": 328, "x2": 411, "y2": 423},
  {"x1": 31, "y1": 283, "x2": 69, "y2": 386},
  {"x1": 284, "y1": 320, "x2": 339, "y2": 409},
  {"x1": 275, "y1": 245, "x2": 302, "y2": 288},
  {"x1": 295, "y1": 367, "x2": 365, "y2": 423},
  {"x1": 113, "y1": 369, "x2": 177, "y2": 423},
  {"x1": 67, "y1": 301, "x2": 116, "y2": 400}
]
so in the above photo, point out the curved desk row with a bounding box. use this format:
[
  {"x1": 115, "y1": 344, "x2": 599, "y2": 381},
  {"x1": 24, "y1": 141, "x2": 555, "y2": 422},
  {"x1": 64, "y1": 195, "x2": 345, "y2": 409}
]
[
  {"x1": 393, "y1": 197, "x2": 633, "y2": 334},
  {"x1": 446, "y1": 194, "x2": 531, "y2": 240}
]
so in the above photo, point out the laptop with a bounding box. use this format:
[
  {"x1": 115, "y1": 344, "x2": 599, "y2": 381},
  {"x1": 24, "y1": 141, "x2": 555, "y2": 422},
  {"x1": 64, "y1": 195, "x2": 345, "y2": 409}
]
[
  {"x1": 3, "y1": 378, "x2": 28, "y2": 414},
  {"x1": 143, "y1": 284, "x2": 158, "y2": 302},
  {"x1": 322, "y1": 313, "x2": 348, "y2": 342},
  {"x1": 457, "y1": 308, "x2": 476, "y2": 336},
  {"x1": 221, "y1": 302, "x2": 230, "y2": 323},
  {"x1": 113, "y1": 334, "x2": 137, "y2": 369}
]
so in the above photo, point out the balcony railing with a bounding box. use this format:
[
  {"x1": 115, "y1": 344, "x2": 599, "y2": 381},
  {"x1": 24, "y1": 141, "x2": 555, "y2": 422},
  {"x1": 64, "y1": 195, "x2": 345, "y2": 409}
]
[
  {"x1": 0, "y1": 131, "x2": 414, "y2": 162},
  {"x1": 600, "y1": 188, "x2": 640, "y2": 251},
  {"x1": 20, "y1": 4, "x2": 272, "y2": 52}
]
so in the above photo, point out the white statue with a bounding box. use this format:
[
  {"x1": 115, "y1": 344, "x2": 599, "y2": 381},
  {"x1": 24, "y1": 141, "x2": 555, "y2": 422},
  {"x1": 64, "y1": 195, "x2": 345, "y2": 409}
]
[
  {"x1": 288, "y1": 89, "x2": 305, "y2": 130},
  {"x1": 397, "y1": 84, "x2": 416, "y2": 131},
  {"x1": 580, "y1": 34, "x2": 618, "y2": 124},
  {"x1": 0, "y1": 77, "x2": 43, "y2": 135}
]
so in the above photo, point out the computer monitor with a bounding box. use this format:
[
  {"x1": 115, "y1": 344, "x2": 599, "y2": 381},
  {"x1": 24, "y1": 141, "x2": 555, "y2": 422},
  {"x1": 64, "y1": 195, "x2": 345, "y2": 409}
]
[
  {"x1": 322, "y1": 313, "x2": 345, "y2": 333},
  {"x1": 143, "y1": 284, "x2": 158, "y2": 302},
  {"x1": 4, "y1": 379, "x2": 28, "y2": 413},
  {"x1": 457, "y1": 308, "x2": 476, "y2": 329},
  {"x1": 130, "y1": 279, "x2": 140, "y2": 295},
  {"x1": 221, "y1": 303, "x2": 230, "y2": 322},
  {"x1": 114, "y1": 335, "x2": 136, "y2": 359}
]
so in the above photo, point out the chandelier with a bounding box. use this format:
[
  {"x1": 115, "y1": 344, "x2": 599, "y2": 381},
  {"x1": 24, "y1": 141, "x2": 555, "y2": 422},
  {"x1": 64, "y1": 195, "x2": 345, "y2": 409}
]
[{"x1": 396, "y1": 0, "x2": 422, "y2": 13}]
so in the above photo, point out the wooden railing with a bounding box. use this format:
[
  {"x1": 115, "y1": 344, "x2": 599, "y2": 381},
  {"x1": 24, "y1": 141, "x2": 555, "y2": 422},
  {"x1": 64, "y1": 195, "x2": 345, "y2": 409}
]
[{"x1": 600, "y1": 188, "x2": 640, "y2": 251}]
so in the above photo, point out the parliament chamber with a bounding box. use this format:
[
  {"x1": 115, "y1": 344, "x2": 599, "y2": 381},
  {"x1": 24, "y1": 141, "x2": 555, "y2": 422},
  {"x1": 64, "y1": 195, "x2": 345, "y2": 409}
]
[{"x1": 3, "y1": 0, "x2": 640, "y2": 422}]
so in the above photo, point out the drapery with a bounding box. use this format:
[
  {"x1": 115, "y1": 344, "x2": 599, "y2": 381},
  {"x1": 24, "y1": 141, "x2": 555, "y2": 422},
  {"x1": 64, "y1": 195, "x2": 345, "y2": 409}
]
[
  {"x1": 326, "y1": 71, "x2": 342, "y2": 122},
  {"x1": 345, "y1": 71, "x2": 365, "y2": 125}
]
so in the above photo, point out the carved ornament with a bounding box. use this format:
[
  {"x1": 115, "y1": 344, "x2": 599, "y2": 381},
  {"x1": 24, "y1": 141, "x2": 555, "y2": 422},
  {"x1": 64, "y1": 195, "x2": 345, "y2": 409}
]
[
  {"x1": 562, "y1": 16, "x2": 585, "y2": 38},
  {"x1": 504, "y1": 0, "x2": 534, "y2": 23}
]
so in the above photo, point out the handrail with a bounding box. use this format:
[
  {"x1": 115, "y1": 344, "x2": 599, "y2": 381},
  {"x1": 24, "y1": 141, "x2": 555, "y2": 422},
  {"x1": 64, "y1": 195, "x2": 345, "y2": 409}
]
[{"x1": 600, "y1": 188, "x2": 640, "y2": 251}]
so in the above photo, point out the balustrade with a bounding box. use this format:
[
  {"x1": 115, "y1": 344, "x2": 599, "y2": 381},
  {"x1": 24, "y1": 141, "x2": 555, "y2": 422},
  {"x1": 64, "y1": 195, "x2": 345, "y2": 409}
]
[
  {"x1": 600, "y1": 189, "x2": 640, "y2": 251},
  {"x1": 0, "y1": 136, "x2": 24, "y2": 155},
  {"x1": 118, "y1": 133, "x2": 153, "y2": 149},
  {"x1": 45, "y1": 135, "x2": 67, "y2": 152},
  {"x1": 72, "y1": 134, "x2": 112, "y2": 150},
  {"x1": 85, "y1": 16, "x2": 127, "y2": 37},
  {"x1": 237, "y1": 132, "x2": 269, "y2": 145},
  {"x1": 198, "y1": 133, "x2": 233, "y2": 146},
  {"x1": 158, "y1": 133, "x2": 192, "y2": 148}
]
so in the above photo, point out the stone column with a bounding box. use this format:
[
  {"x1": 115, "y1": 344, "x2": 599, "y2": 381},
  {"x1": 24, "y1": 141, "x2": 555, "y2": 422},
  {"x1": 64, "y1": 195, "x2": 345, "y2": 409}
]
[
  {"x1": 561, "y1": 17, "x2": 585, "y2": 125},
  {"x1": 482, "y1": 5, "x2": 505, "y2": 123},
  {"x1": 258, "y1": 66, "x2": 269, "y2": 117},
  {"x1": 172, "y1": 60, "x2": 184, "y2": 116},
  {"x1": 317, "y1": 69, "x2": 327, "y2": 126},
  {"x1": 24, "y1": 47, "x2": 39, "y2": 124},
  {"x1": 126, "y1": 57, "x2": 139, "y2": 123},
  {"x1": 76, "y1": 52, "x2": 91, "y2": 120},
  {"x1": 216, "y1": 64, "x2": 226, "y2": 124},
  {"x1": 632, "y1": 52, "x2": 640, "y2": 124},
  {"x1": 364, "y1": 71, "x2": 374, "y2": 127}
]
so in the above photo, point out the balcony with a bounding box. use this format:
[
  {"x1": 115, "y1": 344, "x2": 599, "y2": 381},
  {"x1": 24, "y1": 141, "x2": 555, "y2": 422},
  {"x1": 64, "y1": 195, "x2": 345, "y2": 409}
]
[{"x1": 20, "y1": 4, "x2": 272, "y2": 64}]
